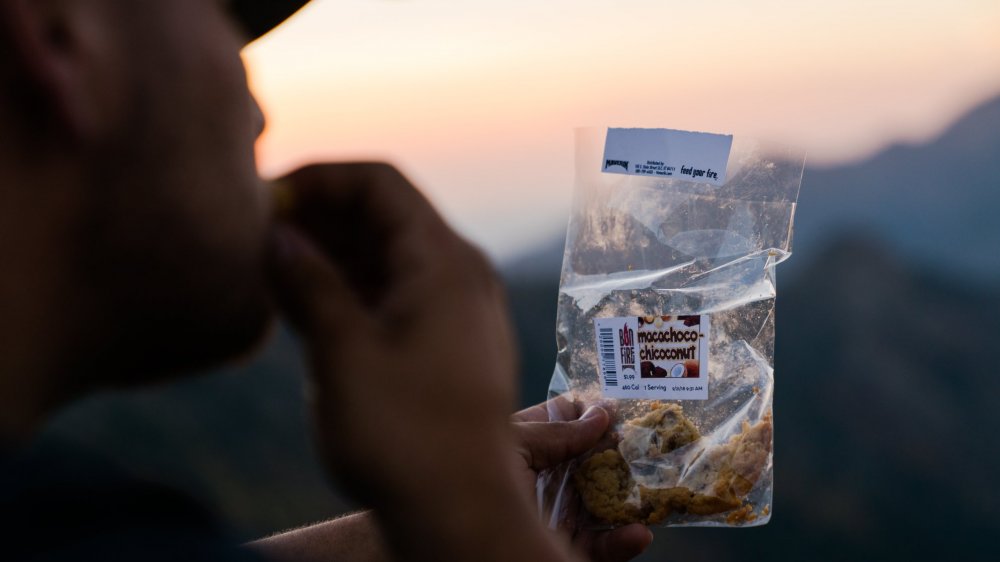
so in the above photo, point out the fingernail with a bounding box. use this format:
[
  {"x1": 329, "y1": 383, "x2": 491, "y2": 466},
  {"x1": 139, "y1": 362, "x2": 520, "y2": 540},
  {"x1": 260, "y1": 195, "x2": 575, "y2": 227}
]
[{"x1": 580, "y1": 406, "x2": 605, "y2": 420}]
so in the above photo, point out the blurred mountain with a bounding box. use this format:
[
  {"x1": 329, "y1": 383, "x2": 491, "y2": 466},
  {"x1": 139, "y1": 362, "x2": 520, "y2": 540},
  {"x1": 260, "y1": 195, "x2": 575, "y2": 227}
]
[
  {"x1": 505, "y1": 93, "x2": 1000, "y2": 284},
  {"x1": 790, "y1": 93, "x2": 1000, "y2": 281},
  {"x1": 507, "y1": 235, "x2": 1000, "y2": 561},
  {"x1": 647, "y1": 236, "x2": 1000, "y2": 561},
  {"x1": 503, "y1": 235, "x2": 565, "y2": 281}
]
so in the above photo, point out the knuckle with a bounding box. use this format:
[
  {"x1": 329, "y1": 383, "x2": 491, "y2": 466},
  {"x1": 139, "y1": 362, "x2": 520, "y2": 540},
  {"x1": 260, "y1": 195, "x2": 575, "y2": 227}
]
[
  {"x1": 348, "y1": 161, "x2": 408, "y2": 186},
  {"x1": 283, "y1": 164, "x2": 339, "y2": 201},
  {"x1": 363, "y1": 160, "x2": 403, "y2": 177},
  {"x1": 287, "y1": 163, "x2": 331, "y2": 186}
]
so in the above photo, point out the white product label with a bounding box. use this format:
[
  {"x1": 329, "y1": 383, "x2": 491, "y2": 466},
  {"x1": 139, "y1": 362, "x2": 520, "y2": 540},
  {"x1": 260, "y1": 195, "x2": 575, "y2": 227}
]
[
  {"x1": 601, "y1": 128, "x2": 733, "y2": 186},
  {"x1": 593, "y1": 315, "x2": 710, "y2": 400}
]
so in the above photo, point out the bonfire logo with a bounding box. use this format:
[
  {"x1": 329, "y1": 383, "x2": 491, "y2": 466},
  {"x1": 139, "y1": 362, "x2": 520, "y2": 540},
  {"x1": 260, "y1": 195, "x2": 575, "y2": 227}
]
[{"x1": 605, "y1": 159, "x2": 629, "y2": 171}]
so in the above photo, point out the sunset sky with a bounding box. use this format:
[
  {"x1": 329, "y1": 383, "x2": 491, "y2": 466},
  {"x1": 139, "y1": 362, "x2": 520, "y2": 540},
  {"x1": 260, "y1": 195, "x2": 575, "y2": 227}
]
[{"x1": 243, "y1": 0, "x2": 1000, "y2": 262}]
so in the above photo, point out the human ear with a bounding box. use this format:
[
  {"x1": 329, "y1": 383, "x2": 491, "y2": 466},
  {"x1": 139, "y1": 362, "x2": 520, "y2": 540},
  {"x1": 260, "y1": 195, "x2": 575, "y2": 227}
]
[{"x1": 0, "y1": 0, "x2": 121, "y2": 142}]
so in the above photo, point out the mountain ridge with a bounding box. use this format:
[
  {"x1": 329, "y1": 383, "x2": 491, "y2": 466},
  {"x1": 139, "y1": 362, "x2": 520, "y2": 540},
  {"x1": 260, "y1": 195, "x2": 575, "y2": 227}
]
[{"x1": 503, "y1": 92, "x2": 1000, "y2": 282}]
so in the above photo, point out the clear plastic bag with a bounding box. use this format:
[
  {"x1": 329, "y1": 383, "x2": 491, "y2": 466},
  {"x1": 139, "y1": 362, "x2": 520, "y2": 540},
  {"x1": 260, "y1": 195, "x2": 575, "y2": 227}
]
[{"x1": 537, "y1": 128, "x2": 804, "y2": 528}]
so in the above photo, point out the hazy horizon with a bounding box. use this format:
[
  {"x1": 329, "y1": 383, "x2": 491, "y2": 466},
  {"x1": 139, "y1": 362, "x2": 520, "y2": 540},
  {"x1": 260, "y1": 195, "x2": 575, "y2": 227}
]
[{"x1": 243, "y1": 0, "x2": 1000, "y2": 261}]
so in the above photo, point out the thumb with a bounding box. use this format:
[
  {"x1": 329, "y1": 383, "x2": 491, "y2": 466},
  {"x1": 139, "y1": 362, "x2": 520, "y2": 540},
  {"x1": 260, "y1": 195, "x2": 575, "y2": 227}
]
[
  {"x1": 514, "y1": 406, "x2": 610, "y2": 471},
  {"x1": 581, "y1": 524, "x2": 654, "y2": 562},
  {"x1": 267, "y1": 224, "x2": 371, "y2": 340}
]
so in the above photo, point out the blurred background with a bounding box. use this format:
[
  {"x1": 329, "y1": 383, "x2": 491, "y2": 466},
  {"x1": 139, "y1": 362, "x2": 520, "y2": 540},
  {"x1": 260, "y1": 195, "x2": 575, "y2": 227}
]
[{"x1": 37, "y1": 0, "x2": 1000, "y2": 560}]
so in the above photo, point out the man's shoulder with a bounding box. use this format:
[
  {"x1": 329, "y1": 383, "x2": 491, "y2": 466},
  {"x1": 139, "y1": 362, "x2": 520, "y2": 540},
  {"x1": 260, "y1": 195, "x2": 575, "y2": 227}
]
[{"x1": 1, "y1": 439, "x2": 265, "y2": 561}]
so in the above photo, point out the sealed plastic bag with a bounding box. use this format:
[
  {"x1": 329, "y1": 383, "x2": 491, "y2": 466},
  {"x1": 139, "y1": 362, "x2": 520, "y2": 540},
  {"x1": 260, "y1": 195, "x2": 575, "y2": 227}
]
[{"x1": 537, "y1": 127, "x2": 804, "y2": 528}]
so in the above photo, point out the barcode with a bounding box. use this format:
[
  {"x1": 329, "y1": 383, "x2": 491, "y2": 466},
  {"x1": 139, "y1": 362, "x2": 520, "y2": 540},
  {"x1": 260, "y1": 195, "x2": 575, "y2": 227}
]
[{"x1": 598, "y1": 327, "x2": 617, "y2": 387}]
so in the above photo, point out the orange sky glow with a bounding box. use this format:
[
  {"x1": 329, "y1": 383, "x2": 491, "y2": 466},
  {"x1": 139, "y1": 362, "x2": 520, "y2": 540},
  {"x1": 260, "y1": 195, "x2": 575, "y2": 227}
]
[{"x1": 243, "y1": 0, "x2": 1000, "y2": 261}]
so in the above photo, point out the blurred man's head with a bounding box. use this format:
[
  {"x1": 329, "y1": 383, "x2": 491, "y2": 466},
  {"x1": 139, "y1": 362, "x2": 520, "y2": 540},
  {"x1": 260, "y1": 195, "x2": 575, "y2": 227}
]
[{"x1": 0, "y1": 0, "x2": 306, "y2": 414}]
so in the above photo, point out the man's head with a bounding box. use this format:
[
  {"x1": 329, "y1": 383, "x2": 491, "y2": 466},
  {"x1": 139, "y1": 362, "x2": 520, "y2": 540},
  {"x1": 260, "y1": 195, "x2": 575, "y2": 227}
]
[{"x1": 0, "y1": 0, "x2": 306, "y2": 404}]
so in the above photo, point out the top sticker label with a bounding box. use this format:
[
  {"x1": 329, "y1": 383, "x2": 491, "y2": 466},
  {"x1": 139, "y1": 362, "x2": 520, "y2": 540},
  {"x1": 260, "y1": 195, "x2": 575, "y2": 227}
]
[{"x1": 601, "y1": 128, "x2": 733, "y2": 186}]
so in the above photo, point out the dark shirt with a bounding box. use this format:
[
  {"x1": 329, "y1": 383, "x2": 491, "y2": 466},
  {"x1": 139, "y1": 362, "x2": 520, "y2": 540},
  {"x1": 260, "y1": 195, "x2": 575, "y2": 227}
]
[{"x1": 1, "y1": 439, "x2": 264, "y2": 562}]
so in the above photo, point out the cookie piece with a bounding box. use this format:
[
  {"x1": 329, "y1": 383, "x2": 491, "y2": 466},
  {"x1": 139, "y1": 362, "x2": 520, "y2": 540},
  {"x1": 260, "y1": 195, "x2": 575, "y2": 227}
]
[
  {"x1": 573, "y1": 449, "x2": 640, "y2": 525},
  {"x1": 638, "y1": 485, "x2": 693, "y2": 525},
  {"x1": 727, "y1": 413, "x2": 773, "y2": 496},
  {"x1": 575, "y1": 449, "x2": 694, "y2": 525},
  {"x1": 682, "y1": 414, "x2": 773, "y2": 515},
  {"x1": 619, "y1": 402, "x2": 700, "y2": 462}
]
